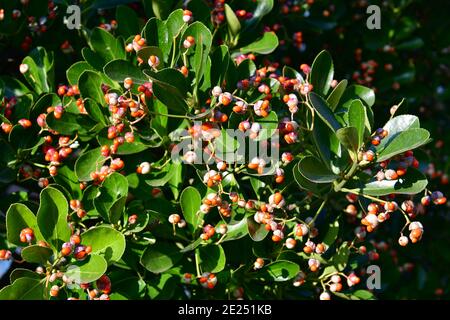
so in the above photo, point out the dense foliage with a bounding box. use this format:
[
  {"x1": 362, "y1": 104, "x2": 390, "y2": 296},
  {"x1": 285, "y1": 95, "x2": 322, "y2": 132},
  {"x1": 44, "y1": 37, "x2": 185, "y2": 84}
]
[{"x1": 0, "y1": 0, "x2": 449, "y2": 300}]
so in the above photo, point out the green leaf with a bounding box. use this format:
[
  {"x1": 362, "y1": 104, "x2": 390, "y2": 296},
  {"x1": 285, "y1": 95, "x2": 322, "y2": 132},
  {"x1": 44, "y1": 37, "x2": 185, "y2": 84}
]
[
  {"x1": 53, "y1": 167, "x2": 82, "y2": 200},
  {"x1": 0, "y1": 278, "x2": 44, "y2": 300},
  {"x1": 348, "y1": 100, "x2": 366, "y2": 148},
  {"x1": 327, "y1": 79, "x2": 348, "y2": 111},
  {"x1": 81, "y1": 226, "x2": 126, "y2": 264},
  {"x1": 65, "y1": 254, "x2": 108, "y2": 284},
  {"x1": 211, "y1": 45, "x2": 231, "y2": 86},
  {"x1": 282, "y1": 66, "x2": 304, "y2": 84},
  {"x1": 30, "y1": 93, "x2": 60, "y2": 119},
  {"x1": 298, "y1": 156, "x2": 339, "y2": 183},
  {"x1": 180, "y1": 21, "x2": 213, "y2": 82},
  {"x1": 243, "y1": 0, "x2": 273, "y2": 31},
  {"x1": 255, "y1": 111, "x2": 278, "y2": 141},
  {"x1": 137, "y1": 46, "x2": 164, "y2": 69},
  {"x1": 94, "y1": 172, "x2": 129, "y2": 223},
  {"x1": 198, "y1": 245, "x2": 226, "y2": 273},
  {"x1": 89, "y1": 27, "x2": 126, "y2": 61},
  {"x1": 308, "y1": 92, "x2": 341, "y2": 132},
  {"x1": 332, "y1": 242, "x2": 350, "y2": 271},
  {"x1": 116, "y1": 5, "x2": 140, "y2": 38},
  {"x1": 239, "y1": 32, "x2": 278, "y2": 55},
  {"x1": 142, "y1": 18, "x2": 170, "y2": 62},
  {"x1": 293, "y1": 161, "x2": 332, "y2": 195},
  {"x1": 66, "y1": 61, "x2": 96, "y2": 86},
  {"x1": 335, "y1": 127, "x2": 359, "y2": 153},
  {"x1": 165, "y1": 9, "x2": 186, "y2": 39},
  {"x1": 21, "y1": 245, "x2": 53, "y2": 264},
  {"x1": 104, "y1": 59, "x2": 148, "y2": 86},
  {"x1": 21, "y1": 47, "x2": 54, "y2": 94},
  {"x1": 225, "y1": 4, "x2": 241, "y2": 37},
  {"x1": 180, "y1": 186, "x2": 202, "y2": 233},
  {"x1": 322, "y1": 219, "x2": 339, "y2": 247},
  {"x1": 74, "y1": 148, "x2": 106, "y2": 182},
  {"x1": 6, "y1": 203, "x2": 44, "y2": 247},
  {"x1": 46, "y1": 111, "x2": 97, "y2": 136},
  {"x1": 145, "y1": 68, "x2": 188, "y2": 114},
  {"x1": 376, "y1": 114, "x2": 420, "y2": 151},
  {"x1": 341, "y1": 85, "x2": 375, "y2": 108},
  {"x1": 180, "y1": 237, "x2": 203, "y2": 253},
  {"x1": 220, "y1": 218, "x2": 248, "y2": 242},
  {"x1": 377, "y1": 128, "x2": 430, "y2": 162},
  {"x1": 97, "y1": 128, "x2": 154, "y2": 155},
  {"x1": 312, "y1": 118, "x2": 346, "y2": 172},
  {"x1": 84, "y1": 98, "x2": 108, "y2": 126},
  {"x1": 260, "y1": 260, "x2": 299, "y2": 282},
  {"x1": 351, "y1": 290, "x2": 376, "y2": 300},
  {"x1": 78, "y1": 71, "x2": 105, "y2": 106},
  {"x1": 247, "y1": 217, "x2": 269, "y2": 241},
  {"x1": 310, "y1": 50, "x2": 334, "y2": 96},
  {"x1": 140, "y1": 242, "x2": 183, "y2": 273},
  {"x1": 351, "y1": 167, "x2": 428, "y2": 196},
  {"x1": 10, "y1": 269, "x2": 42, "y2": 284},
  {"x1": 37, "y1": 187, "x2": 71, "y2": 250}
]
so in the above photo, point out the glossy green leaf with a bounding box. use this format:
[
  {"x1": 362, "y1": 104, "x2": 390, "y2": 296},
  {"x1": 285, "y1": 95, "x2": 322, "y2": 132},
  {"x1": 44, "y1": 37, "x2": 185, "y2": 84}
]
[
  {"x1": 198, "y1": 245, "x2": 226, "y2": 273},
  {"x1": 341, "y1": 85, "x2": 375, "y2": 108},
  {"x1": 142, "y1": 18, "x2": 170, "y2": 62},
  {"x1": 165, "y1": 9, "x2": 186, "y2": 39},
  {"x1": 6, "y1": 203, "x2": 44, "y2": 246},
  {"x1": 0, "y1": 278, "x2": 45, "y2": 300},
  {"x1": 239, "y1": 32, "x2": 278, "y2": 55},
  {"x1": 104, "y1": 59, "x2": 148, "y2": 86},
  {"x1": 94, "y1": 172, "x2": 128, "y2": 223},
  {"x1": 9, "y1": 269, "x2": 43, "y2": 284},
  {"x1": 348, "y1": 100, "x2": 366, "y2": 148},
  {"x1": 66, "y1": 61, "x2": 96, "y2": 86},
  {"x1": 65, "y1": 254, "x2": 108, "y2": 284},
  {"x1": 37, "y1": 187, "x2": 71, "y2": 250},
  {"x1": 53, "y1": 166, "x2": 82, "y2": 199},
  {"x1": 78, "y1": 71, "x2": 105, "y2": 106},
  {"x1": 116, "y1": 5, "x2": 140, "y2": 38},
  {"x1": 377, "y1": 128, "x2": 430, "y2": 162},
  {"x1": 225, "y1": 4, "x2": 241, "y2": 37},
  {"x1": 349, "y1": 168, "x2": 428, "y2": 196},
  {"x1": 260, "y1": 260, "x2": 299, "y2": 282},
  {"x1": 180, "y1": 186, "x2": 202, "y2": 233},
  {"x1": 89, "y1": 27, "x2": 126, "y2": 61},
  {"x1": 220, "y1": 218, "x2": 249, "y2": 242},
  {"x1": 145, "y1": 68, "x2": 188, "y2": 114},
  {"x1": 376, "y1": 114, "x2": 420, "y2": 151},
  {"x1": 21, "y1": 245, "x2": 53, "y2": 264},
  {"x1": 46, "y1": 111, "x2": 97, "y2": 136},
  {"x1": 247, "y1": 217, "x2": 269, "y2": 241},
  {"x1": 180, "y1": 22, "x2": 213, "y2": 82},
  {"x1": 335, "y1": 126, "x2": 359, "y2": 153},
  {"x1": 308, "y1": 92, "x2": 341, "y2": 132},
  {"x1": 74, "y1": 148, "x2": 106, "y2": 182},
  {"x1": 322, "y1": 219, "x2": 339, "y2": 247},
  {"x1": 327, "y1": 79, "x2": 348, "y2": 110},
  {"x1": 310, "y1": 50, "x2": 334, "y2": 96},
  {"x1": 81, "y1": 226, "x2": 126, "y2": 264},
  {"x1": 21, "y1": 47, "x2": 54, "y2": 94},
  {"x1": 140, "y1": 242, "x2": 183, "y2": 273},
  {"x1": 255, "y1": 111, "x2": 278, "y2": 141},
  {"x1": 298, "y1": 156, "x2": 339, "y2": 183},
  {"x1": 293, "y1": 161, "x2": 332, "y2": 195}
]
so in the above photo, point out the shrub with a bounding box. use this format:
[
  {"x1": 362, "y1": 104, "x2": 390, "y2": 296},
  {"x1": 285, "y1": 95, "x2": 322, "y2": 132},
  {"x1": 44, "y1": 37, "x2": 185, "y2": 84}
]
[{"x1": 0, "y1": 0, "x2": 447, "y2": 300}]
